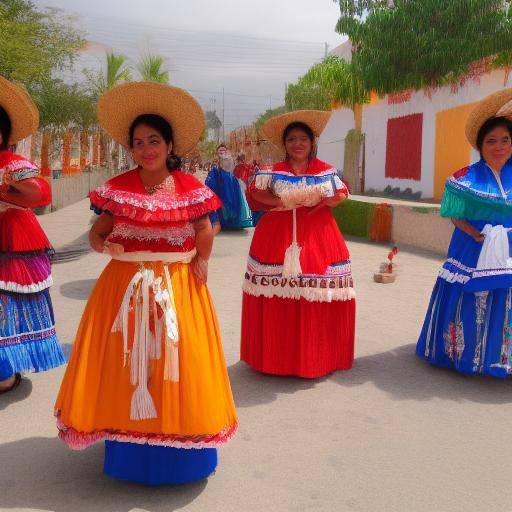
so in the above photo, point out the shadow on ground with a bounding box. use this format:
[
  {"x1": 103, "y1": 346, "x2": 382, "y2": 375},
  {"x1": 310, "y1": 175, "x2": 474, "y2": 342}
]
[
  {"x1": 53, "y1": 233, "x2": 91, "y2": 264},
  {"x1": 228, "y1": 361, "x2": 323, "y2": 408},
  {"x1": 0, "y1": 378, "x2": 33, "y2": 411},
  {"x1": 0, "y1": 437, "x2": 208, "y2": 512},
  {"x1": 60, "y1": 279, "x2": 97, "y2": 300},
  {"x1": 330, "y1": 343, "x2": 512, "y2": 404}
]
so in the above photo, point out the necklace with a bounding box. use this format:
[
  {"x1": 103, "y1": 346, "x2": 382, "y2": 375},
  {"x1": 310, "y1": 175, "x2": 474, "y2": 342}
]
[{"x1": 143, "y1": 175, "x2": 175, "y2": 195}]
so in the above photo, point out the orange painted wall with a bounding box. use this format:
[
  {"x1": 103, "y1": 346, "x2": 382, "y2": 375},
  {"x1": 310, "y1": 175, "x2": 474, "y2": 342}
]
[{"x1": 434, "y1": 103, "x2": 476, "y2": 199}]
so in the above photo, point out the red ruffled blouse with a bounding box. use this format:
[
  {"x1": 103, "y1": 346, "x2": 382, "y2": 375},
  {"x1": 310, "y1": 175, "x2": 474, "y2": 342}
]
[{"x1": 90, "y1": 168, "x2": 221, "y2": 253}]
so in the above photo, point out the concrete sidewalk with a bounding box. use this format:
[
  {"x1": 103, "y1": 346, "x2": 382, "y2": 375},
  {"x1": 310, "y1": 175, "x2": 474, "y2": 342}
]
[{"x1": 1, "y1": 201, "x2": 512, "y2": 512}]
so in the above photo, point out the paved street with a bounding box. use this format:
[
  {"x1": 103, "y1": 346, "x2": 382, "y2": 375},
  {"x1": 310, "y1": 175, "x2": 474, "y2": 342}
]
[{"x1": 1, "y1": 200, "x2": 512, "y2": 512}]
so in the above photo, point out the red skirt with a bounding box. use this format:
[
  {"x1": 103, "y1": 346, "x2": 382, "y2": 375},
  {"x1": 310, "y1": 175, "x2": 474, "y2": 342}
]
[{"x1": 240, "y1": 206, "x2": 356, "y2": 378}]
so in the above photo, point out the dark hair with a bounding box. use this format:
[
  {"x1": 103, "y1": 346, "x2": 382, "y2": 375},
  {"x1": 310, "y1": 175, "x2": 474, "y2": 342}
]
[
  {"x1": 217, "y1": 143, "x2": 227, "y2": 151},
  {"x1": 282, "y1": 121, "x2": 316, "y2": 160},
  {"x1": 129, "y1": 114, "x2": 181, "y2": 171},
  {"x1": 476, "y1": 116, "x2": 512, "y2": 156},
  {"x1": 0, "y1": 107, "x2": 12, "y2": 151}
]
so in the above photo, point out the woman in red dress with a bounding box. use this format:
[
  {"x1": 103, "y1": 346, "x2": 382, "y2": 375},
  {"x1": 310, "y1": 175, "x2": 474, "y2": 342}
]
[{"x1": 241, "y1": 110, "x2": 355, "y2": 378}]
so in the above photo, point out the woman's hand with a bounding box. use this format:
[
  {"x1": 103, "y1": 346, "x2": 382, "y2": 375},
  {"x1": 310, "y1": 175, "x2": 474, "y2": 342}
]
[
  {"x1": 451, "y1": 218, "x2": 485, "y2": 243},
  {"x1": 192, "y1": 255, "x2": 208, "y2": 283},
  {"x1": 102, "y1": 241, "x2": 125, "y2": 256},
  {"x1": 308, "y1": 192, "x2": 347, "y2": 215}
]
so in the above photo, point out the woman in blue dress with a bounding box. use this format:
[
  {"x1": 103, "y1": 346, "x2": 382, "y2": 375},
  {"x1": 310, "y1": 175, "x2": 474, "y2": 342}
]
[
  {"x1": 417, "y1": 89, "x2": 512, "y2": 377},
  {"x1": 206, "y1": 144, "x2": 252, "y2": 231}
]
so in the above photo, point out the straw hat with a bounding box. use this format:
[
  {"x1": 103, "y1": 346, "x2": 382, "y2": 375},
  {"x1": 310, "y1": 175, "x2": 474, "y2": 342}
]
[
  {"x1": 465, "y1": 88, "x2": 512, "y2": 149},
  {"x1": 262, "y1": 110, "x2": 331, "y2": 151},
  {"x1": 97, "y1": 81, "x2": 205, "y2": 156},
  {"x1": 0, "y1": 75, "x2": 39, "y2": 145}
]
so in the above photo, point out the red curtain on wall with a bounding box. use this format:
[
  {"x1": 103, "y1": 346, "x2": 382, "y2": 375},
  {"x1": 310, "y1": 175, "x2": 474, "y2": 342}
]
[{"x1": 385, "y1": 113, "x2": 423, "y2": 180}]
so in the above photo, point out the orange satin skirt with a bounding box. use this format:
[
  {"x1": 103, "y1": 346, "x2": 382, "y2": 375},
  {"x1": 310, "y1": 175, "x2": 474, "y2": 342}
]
[{"x1": 55, "y1": 259, "x2": 237, "y2": 449}]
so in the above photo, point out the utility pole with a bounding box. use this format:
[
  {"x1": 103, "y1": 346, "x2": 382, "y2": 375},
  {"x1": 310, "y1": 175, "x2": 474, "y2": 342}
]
[{"x1": 222, "y1": 87, "x2": 225, "y2": 143}]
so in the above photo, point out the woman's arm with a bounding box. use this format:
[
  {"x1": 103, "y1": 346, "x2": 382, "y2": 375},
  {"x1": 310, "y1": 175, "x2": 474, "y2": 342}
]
[
  {"x1": 89, "y1": 214, "x2": 117, "y2": 253},
  {"x1": 192, "y1": 215, "x2": 214, "y2": 283},
  {"x1": 0, "y1": 177, "x2": 49, "y2": 207},
  {"x1": 250, "y1": 189, "x2": 284, "y2": 209},
  {"x1": 451, "y1": 218, "x2": 485, "y2": 242}
]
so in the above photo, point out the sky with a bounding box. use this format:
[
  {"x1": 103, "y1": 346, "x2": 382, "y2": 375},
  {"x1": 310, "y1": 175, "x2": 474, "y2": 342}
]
[{"x1": 33, "y1": 0, "x2": 346, "y2": 131}]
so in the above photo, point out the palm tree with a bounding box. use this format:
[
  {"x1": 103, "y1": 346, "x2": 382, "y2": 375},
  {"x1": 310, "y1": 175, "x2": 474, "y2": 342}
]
[
  {"x1": 86, "y1": 52, "x2": 132, "y2": 98},
  {"x1": 137, "y1": 54, "x2": 170, "y2": 84}
]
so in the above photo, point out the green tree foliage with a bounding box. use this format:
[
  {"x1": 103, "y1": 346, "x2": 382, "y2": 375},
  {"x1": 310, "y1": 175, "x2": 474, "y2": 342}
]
[
  {"x1": 0, "y1": 0, "x2": 85, "y2": 87},
  {"x1": 287, "y1": 56, "x2": 368, "y2": 110},
  {"x1": 334, "y1": 0, "x2": 512, "y2": 94},
  {"x1": 33, "y1": 78, "x2": 96, "y2": 132},
  {"x1": 136, "y1": 54, "x2": 170, "y2": 83}
]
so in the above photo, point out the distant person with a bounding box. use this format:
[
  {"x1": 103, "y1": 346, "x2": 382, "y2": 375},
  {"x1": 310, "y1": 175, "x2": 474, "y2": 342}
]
[
  {"x1": 417, "y1": 89, "x2": 512, "y2": 377},
  {"x1": 241, "y1": 110, "x2": 355, "y2": 378},
  {"x1": 234, "y1": 154, "x2": 254, "y2": 185},
  {"x1": 206, "y1": 144, "x2": 252, "y2": 232},
  {"x1": 0, "y1": 75, "x2": 65, "y2": 395}
]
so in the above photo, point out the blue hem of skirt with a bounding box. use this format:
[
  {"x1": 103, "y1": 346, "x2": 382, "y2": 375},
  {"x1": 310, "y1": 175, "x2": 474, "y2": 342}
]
[
  {"x1": 103, "y1": 441, "x2": 218, "y2": 485},
  {"x1": 0, "y1": 334, "x2": 65, "y2": 379}
]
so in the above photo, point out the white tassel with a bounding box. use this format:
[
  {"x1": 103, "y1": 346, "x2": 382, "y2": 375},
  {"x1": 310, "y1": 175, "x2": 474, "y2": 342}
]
[
  {"x1": 130, "y1": 270, "x2": 157, "y2": 420},
  {"x1": 282, "y1": 209, "x2": 302, "y2": 278},
  {"x1": 130, "y1": 385, "x2": 157, "y2": 421}
]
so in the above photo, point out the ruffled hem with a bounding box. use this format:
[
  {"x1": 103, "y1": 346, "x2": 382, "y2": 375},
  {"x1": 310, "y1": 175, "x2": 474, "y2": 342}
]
[
  {"x1": 440, "y1": 181, "x2": 512, "y2": 221},
  {"x1": 243, "y1": 279, "x2": 355, "y2": 302},
  {"x1": 0, "y1": 332, "x2": 64, "y2": 374},
  {"x1": 0, "y1": 276, "x2": 53, "y2": 293},
  {"x1": 0, "y1": 252, "x2": 52, "y2": 292},
  {"x1": 55, "y1": 418, "x2": 238, "y2": 451}
]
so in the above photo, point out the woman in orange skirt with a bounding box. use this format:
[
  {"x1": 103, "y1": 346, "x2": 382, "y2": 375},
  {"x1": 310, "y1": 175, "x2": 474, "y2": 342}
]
[{"x1": 55, "y1": 82, "x2": 237, "y2": 485}]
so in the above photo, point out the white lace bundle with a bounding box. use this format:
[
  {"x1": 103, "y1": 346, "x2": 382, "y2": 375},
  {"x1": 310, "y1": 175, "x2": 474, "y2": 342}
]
[{"x1": 111, "y1": 264, "x2": 180, "y2": 421}]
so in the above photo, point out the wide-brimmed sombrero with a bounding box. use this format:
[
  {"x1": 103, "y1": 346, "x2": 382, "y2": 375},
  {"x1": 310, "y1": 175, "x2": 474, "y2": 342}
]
[
  {"x1": 262, "y1": 110, "x2": 331, "y2": 151},
  {"x1": 465, "y1": 88, "x2": 512, "y2": 149},
  {"x1": 0, "y1": 75, "x2": 39, "y2": 145},
  {"x1": 97, "y1": 81, "x2": 205, "y2": 155}
]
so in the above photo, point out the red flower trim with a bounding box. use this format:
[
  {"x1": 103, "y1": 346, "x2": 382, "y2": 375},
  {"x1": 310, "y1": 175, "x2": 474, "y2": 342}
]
[{"x1": 56, "y1": 416, "x2": 238, "y2": 451}]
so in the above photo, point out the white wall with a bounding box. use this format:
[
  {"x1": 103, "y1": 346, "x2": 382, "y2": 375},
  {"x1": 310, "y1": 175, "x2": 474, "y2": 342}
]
[
  {"x1": 317, "y1": 107, "x2": 355, "y2": 170},
  {"x1": 362, "y1": 68, "x2": 508, "y2": 198}
]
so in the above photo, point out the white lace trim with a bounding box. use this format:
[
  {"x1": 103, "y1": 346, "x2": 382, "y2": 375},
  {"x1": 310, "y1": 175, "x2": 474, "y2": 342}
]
[
  {"x1": 0, "y1": 276, "x2": 53, "y2": 293},
  {"x1": 243, "y1": 279, "x2": 355, "y2": 302},
  {"x1": 109, "y1": 222, "x2": 195, "y2": 245},
  {"x1": 444, "y1": 258, "x2": 474, "y2": 274},
  {"x1": 438, "y1": 268, "x2": 470, "y2": 284}
]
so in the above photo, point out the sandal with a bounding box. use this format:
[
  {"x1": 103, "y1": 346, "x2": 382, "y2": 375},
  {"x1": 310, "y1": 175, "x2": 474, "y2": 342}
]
[{"x1": 0, "y1": 373, "x2": 22, "y2": 395}]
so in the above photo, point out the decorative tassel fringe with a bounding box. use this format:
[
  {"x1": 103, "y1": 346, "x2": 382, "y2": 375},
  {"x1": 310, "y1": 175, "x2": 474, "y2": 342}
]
[
  {"x1": 440, "y1": 182, "x2": 512, "y2": 222},
  {"x1": 243, "y1": 280, "x2": 356, "y2": 302},
  {"x1": 0, "y1": 333, "x2": 65, "y2": 375}
]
